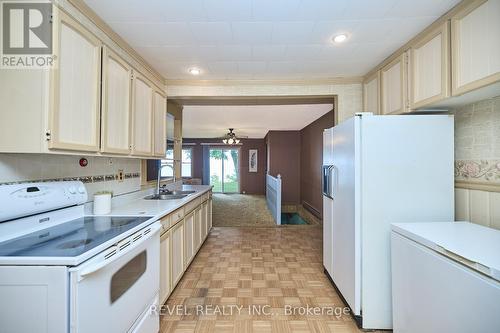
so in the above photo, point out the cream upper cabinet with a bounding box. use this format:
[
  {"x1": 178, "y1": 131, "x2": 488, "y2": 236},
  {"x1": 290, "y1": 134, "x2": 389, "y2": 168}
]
[
  {"x1": 363, "y1": 71, "x2": 380, "y2": 114},
  {"x1": 131, "y1": 72, "x2": 153, "y2": 156},
  {"x1": 159, "y1": 230, "x2": 171, "y2": 305},
  {"x1": 409, "y1": 22, "x2": 450, "y2": 109},
  {"x1": 49, "y1": 10, "x2": 101, "y2": 152},
  {"x1": 381, "y1": 53, "x2": 408, "y2": 115},
  {"x1": 101, "y1": 47, "x2": 132, "y2": 154},
  {"x1": 451, "y1": 0, "x2": 500, "y2": 95},
  {"x1": 153, "y1": 89, "x2": 167, "y2": 157}
]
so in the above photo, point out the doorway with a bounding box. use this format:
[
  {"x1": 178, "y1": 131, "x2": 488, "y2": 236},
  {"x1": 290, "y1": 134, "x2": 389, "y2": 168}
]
[{"x1": 209, "y1": 148, "x2": 240, "y2": 193}]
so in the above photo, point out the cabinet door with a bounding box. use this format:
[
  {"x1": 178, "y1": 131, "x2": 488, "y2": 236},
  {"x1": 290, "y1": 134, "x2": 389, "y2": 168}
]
[
  {"x1": 202, "y1": 202, "x2": 208, "y2": 240},
  {"x1": 184, "y1": 211, "x2": 194, "y2": 268},
  {"x1": 381, "y1": 53, "x2": 408, "y2": 115},
  {"x1": 49, "y1": 10, "x2": 101, "y2": 152},
  {"x1": 208, "y1": 197, "x2": 213, "y2": 231},
  {"x1": 409, "y1": 22, "x2": 450, "y2": 109},
  {"x1": 193, "y1": 208, "x2": 202, "y2": 251},
  {"x1": 171, "y1": 220, "x2": 184, "y2": 289},
  {"x1": 452, "y1": 0, "x2": 500, "y2": 95},
  {"x1": 131, "y1": 73, "x2": 153, "y2": 156},
  {"x1": 0, "y1": 266, "x2": 68, "y2": 333},
  {"x1": 159, "y1": 230, "x2": 171, "y2": 305},
  {"x1": 101, "y1": 47, "x2": 132, "y2": 154},
  {"x1": 363, "y1": 72, "x2": 380, "y2": 114},
  {"x1": 153, "y1": 90, "x2": 167, "y2": 157}
]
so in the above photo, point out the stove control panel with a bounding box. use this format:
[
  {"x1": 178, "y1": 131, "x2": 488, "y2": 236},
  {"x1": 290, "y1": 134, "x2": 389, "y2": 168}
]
[{"x1": 0, "y1": 181, "x2": 88, "y2": 222}]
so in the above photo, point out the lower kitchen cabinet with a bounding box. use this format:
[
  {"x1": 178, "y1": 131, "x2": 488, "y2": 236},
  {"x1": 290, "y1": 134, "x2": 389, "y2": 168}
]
[
  {"x1": 170, "y1": 220, "x2": 184, "y2": 289},
  {"x1": 159, "y1": 230, "x2": 171, "y2": 305},
  {"x1": 208, "y1": 197, "x2": 213, "y2": 230},
  {"x1": 184, "y1": 211, "x2": 194, "y2": 268},
  {"x1": 159, "y1": 190, "x2": 213, "y2": 305},
  {"x1": 202, "y1": 201, "x2": 208, "y2": 240},
  {"x1": 194, "y1": 207, "x2": 202, "y2": 251}
]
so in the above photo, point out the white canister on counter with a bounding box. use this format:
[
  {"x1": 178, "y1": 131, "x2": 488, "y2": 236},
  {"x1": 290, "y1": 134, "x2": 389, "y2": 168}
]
[{"x1": 93, "y1": 192, "x2": 112, "y2": 215}]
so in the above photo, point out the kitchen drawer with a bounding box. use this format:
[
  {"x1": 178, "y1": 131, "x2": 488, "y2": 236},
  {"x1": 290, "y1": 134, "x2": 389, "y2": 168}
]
[
  {"x1": 160, "y1": 215, "x2": 170, "y2": 231},
  {"x1": 184, "y1": 197, "x2": 201, "y2": 214},
  {"x1": 170, "y1": 208, "x2": 184, "y2": 226}
]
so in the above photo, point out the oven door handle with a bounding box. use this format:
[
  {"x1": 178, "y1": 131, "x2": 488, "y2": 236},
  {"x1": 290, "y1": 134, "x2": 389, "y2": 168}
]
[{"x1": 78, "y1": 222, "x2": 161, "y2": 279}]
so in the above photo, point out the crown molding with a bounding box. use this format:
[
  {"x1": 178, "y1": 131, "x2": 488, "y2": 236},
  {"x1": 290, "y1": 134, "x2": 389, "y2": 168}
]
[
  {"x1": 165, "y1": 77, "x2": 363, "y2": 86},
  {"x1": 67, "y1": 0, "x2": 166, "y2": 86},
  {"x1": 363, "y1": 0, "x2": 473, "y2": 81}
]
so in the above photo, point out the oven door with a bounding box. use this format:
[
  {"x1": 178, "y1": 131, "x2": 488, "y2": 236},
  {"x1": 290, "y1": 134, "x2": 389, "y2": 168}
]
[{"x1": 69, "y1": 222, "x2": 161, "y2": 333}]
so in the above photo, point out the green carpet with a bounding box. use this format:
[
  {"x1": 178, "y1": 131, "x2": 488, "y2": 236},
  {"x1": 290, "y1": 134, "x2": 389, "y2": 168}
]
[{"x1": 212, "y1": 193, "x2": 276, "y2": 227}]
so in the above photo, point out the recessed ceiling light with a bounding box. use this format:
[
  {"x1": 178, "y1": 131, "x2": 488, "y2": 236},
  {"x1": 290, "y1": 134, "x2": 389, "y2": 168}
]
[
  {"x1": 333, "y1": 34, "x2": 348, "y2": 43},
  {"x1": 189, "y1": 67, "x2": 201, "y2": 75}
]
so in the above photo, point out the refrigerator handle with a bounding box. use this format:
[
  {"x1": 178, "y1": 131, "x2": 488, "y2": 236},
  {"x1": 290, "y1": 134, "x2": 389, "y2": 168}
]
[
  {"x1": 322, "y1": 165, "x2": 334, "y2": 199},
  {"x1": 330, "y1": 165, "x2": 338, "y2": 198}
]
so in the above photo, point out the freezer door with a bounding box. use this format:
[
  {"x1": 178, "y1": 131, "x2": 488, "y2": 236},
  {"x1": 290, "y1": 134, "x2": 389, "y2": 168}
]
[
  {"x1": 331, "y1": 116, "x2": 361, "y2": 316},
  {"x1": 323, "y1": 128, "x2": 334, "y2": 277}
]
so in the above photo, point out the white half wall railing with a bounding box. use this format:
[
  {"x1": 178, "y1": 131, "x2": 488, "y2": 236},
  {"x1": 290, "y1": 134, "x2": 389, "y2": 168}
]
[{"x1": 266, "y1": 174, "x2": 282, "y2": 225}]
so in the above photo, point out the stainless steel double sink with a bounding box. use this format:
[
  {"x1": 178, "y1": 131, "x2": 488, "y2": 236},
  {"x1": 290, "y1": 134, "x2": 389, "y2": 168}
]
[{"x1": 144, "y1": 190, "x2": 196, "y2": 200}]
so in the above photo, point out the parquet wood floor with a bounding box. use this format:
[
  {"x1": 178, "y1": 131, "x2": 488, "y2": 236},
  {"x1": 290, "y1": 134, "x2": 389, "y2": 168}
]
[{"x1": 160, "y1": 226, "x2": 382, "y2": 333}]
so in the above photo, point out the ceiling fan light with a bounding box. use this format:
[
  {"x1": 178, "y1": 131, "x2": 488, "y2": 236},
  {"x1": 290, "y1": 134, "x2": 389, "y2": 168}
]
[
  {"x1": 222, "y1": 139, "x2": 228, "y2": 144},
  {"x1": 235, "y1": 139, "x2": 240, "y2": 144},
  {"x1": 228, "y1": 138, "x2": 234, "y2": 144}
]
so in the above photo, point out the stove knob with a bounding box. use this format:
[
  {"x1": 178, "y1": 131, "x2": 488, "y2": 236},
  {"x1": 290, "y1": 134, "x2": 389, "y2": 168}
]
[
  {"x1": 68, "y1": 186, "x2": 77, "y2": 194},
  {"x1": 77, "y1": 186, "x2": 86, "y2": 194}
]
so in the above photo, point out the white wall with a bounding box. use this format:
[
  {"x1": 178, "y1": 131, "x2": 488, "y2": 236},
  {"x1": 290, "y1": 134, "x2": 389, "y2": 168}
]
[
  {"x1": 0, "y1": 154, "x2": 141, "y2": 201},
  {"x1": 166, "y1": 82, "x2": 362, "y2": 124},
  {"x1": 452, "y1": 96, "x2": 500, "y2": 229}
]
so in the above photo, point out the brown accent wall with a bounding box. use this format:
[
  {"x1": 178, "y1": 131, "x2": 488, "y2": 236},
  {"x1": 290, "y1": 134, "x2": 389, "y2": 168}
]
[
  {"x1": 183, "y1": 138, "x2": 267, "y2": 195},
  {"x1": 299, "y1": 110, "x2": 334, "y2": 218},
  {"x1": 265, "y1": 131, "x2": 301, "y2": 205}
]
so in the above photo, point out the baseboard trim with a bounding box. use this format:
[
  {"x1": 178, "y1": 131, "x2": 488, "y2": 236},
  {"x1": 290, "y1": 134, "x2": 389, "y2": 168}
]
[{"x1": 301, "y1": 201, "x2": 321, "y2": 218}]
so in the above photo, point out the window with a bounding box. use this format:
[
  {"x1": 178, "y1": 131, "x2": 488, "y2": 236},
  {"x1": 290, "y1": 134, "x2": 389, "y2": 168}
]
[
  {"x1": 181, "y1": 148, "x2": 192, "y2": 177},
  {"x1": 160, "y1": 147, "x2": 174, "y2": 178},
  {"x1": 159, "y1": 147, "x2": 191, "y2": 178}
]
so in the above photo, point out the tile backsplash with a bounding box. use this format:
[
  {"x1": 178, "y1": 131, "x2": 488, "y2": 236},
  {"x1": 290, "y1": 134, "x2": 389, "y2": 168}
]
[
  {"x1": 452, "y1": 95, "x2": 500, "y2": 185},
  {"x1": 452, "y1": 95, "x2": 500, "y2": 230},
  {"x1": 0, "y1": 154, "x2": 142, "y2": 201}
]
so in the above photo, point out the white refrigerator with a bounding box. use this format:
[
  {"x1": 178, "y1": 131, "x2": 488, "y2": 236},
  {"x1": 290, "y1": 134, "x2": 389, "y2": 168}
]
[{"x1": 322, "y1": 113, "x2": 455, "y2": 330}]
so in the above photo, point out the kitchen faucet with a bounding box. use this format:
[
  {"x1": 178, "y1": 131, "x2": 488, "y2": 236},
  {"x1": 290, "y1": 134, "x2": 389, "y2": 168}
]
[{"x1": 157, "y1": 164, "x2": 176, "y2": 196}]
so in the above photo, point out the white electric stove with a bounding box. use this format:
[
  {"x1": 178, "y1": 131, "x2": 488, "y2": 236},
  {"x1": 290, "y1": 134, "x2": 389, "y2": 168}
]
[{"x1": 0, "y1": 181, "x2": 161, "y2": 333}]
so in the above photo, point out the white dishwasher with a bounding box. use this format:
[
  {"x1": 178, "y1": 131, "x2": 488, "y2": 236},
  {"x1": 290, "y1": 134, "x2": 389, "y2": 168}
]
[{"x1": 391, "y1": 222, "x2": 500, "y2": 333}]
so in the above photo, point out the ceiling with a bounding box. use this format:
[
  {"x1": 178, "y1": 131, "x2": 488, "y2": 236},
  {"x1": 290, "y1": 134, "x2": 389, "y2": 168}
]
[
  {"x1": 83, "y1": 0, "x2": 460, "y2": 80},
  {"x1": 181, "y1": 104, "x2": 333, "y2": 138}
]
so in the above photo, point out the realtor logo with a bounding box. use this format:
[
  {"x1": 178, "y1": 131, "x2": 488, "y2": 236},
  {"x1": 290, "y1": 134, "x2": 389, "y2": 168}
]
[{"x1": 1, "y1": 1, "x2": 55, "y2": 68}]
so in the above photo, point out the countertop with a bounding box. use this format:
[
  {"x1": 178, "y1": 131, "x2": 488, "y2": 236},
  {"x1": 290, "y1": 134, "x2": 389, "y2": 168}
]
[{"x1": 104, "y1": 185, "x2": 213, "y2": 221}]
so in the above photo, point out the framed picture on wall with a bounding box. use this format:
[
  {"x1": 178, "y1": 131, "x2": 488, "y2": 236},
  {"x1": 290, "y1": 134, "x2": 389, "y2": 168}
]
[{"x1": 249, "y1": 149, "x2": 258, "y2": 172}]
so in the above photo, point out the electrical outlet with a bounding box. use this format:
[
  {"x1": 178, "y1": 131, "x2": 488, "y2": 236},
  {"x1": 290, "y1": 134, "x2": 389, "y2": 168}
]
[
  {"x1": 117, "y1": 169, "x2": 124, "y2": 182},
  {"x1": 108, "y1": 158, "x2": 113, "y2": 166}
]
